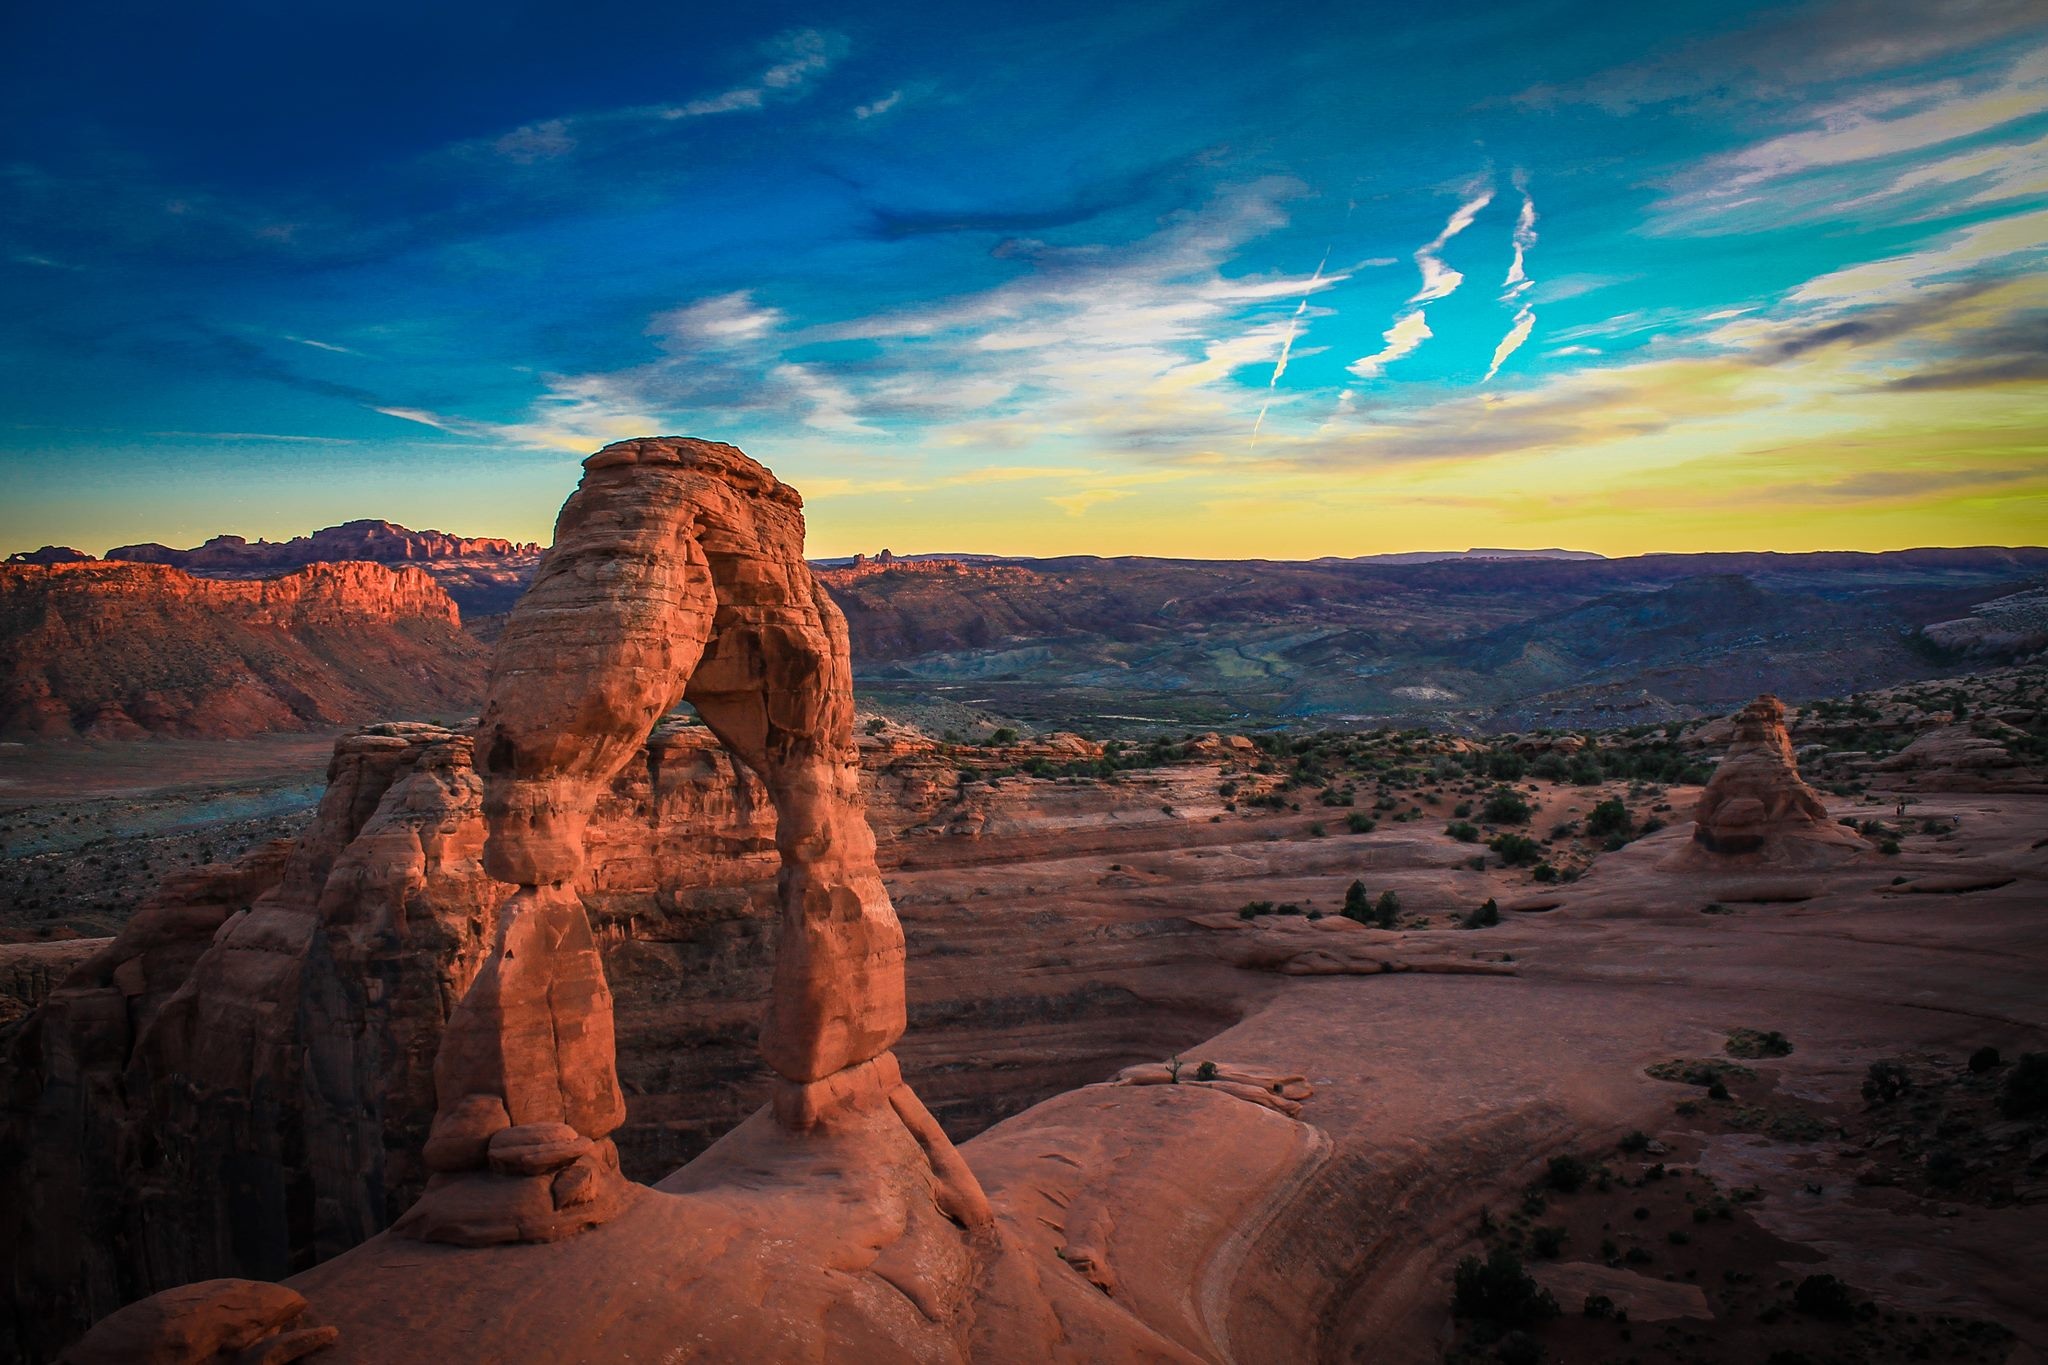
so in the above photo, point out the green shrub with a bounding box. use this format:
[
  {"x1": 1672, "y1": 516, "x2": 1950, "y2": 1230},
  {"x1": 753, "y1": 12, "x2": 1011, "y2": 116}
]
[
  {"x1": 1490, "y1": 833, "x2": 1542, "y2": 866},
  {"x1": 1530, "y1": 1225, "x2": 1567, "y2": 1258},
  {"x1": 1544, "y1": 1155, "x2": 1591, "y2": 1192},
  {"x1": 1586, "y1": 797, "x2": 1633, "y2": 840},
  {"x1": 1725, "y1": 1028, "x2": 1793, "y2": 1059},
  {"x1": 1450, "y1": 1247, "x2": 1560, "y2": 1328},
  {"x1": 1342, "y1": 880, "x2": 1373, "y2": 923},
  {"x1": 1462, "y1": 898, "x2": 1501, "y2": 930},
  {"x1": 1446, "y1": 821, "x2": 1481, "y2": 842},
  {"x1": 1346, "y1": 812, "x2": 1377, "y2": 834},
  {"x1": 1483, "y1": 787, "x2": 1532, "y2": 824},
  {"x1": 1969, "y1": 1045, "x2": 2002, "y2": 1074},
  {"x1": 1374, "y1": 890, "x2": 1401, "y2": 928},
  {"x1": 1531, "y1": 863, "x2": 1559, "y2": 883}
]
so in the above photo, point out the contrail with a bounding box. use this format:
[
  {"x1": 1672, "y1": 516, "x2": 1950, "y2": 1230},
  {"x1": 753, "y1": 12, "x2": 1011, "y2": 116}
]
[{"x1": 1252, "y1": 248, "x2": 1330, "y2": 444}]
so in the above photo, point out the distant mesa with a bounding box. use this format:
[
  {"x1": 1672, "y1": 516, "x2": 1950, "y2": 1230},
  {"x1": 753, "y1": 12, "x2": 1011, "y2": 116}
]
[
  {"x1": 4, "y1": 545, "x2": 95, "y2": 564},
  {"x1": 106, "y1": 519, "x2": 540, "y2": 571}
]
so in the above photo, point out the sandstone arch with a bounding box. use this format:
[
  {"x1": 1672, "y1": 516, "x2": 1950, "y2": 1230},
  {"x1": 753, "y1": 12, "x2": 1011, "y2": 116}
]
[{"x1": 398, "y1": 437, "x2": 983, "y2": 1244}]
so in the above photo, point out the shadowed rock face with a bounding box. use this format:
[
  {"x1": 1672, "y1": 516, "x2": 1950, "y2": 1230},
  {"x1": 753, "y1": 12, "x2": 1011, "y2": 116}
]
[{"x1": 1687, "y1": 694, "x2": 1867, "y2": 860}]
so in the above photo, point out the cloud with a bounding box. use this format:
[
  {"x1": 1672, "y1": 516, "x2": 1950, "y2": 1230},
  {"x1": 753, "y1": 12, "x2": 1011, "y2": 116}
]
[
  {"x1": 1349, "y1": 311, "x2": 1433, "y2": 378},
  {"x1": 1485, "y1": 178, "x2": 1539, "y2": 383},
  {"x1": 1483, "y1": 307, "x2": 1537, "y2": 383},
  {"x1": 475, "y1": 28, "x2": 847, "y2": 165},
  {"x1": 1409, "y1": 184, "x2": 1494, "y2": 305},
  {"x1": 492, "y1": 119, "x2": 575, "y2": 163},
  {"x1": 855, "y1": 90, "x2": 903, "y2": 120},
  {"x1": 1047, "y1": 488, "x2": 1130, "y2": 516},
  {"x1": 1655, "y1": 43, "x2": 2048, "y2": 225},
  {"x1": 1502, "y1": 182, "x2": 1537, "y2": 300},
  {"x1": 648, "y1": 291, "x2": 785, "y2": 348},
  {"x1": 1253, "y1": 250, "x2": 1330, "y2": 441},
  {"x1": 284, "y1": 334, "x2": 359, "y2": 355}
]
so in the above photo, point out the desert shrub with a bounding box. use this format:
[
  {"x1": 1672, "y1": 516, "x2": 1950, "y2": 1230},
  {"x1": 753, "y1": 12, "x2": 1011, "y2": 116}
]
[
  {"x1": 1862, "y1": 1060, "x2": 1912, "y2": 1105},
  {"x1": 1531, "y1": 862, "x2": 1559, "y2": 883},
  {"x1": 1346, "y1": 812, "x2": 1377, "y2": 834},
  {"x1": 864, "y1": 718, "x2": 888, "y2": 735},
  {"x1": 1529, "y1": 1225, "x2": 1567, "y2": 1258},
  {"x1": 1999, "y1": 1052, "x2": 2048, "y2": 1118},
  {"x1": 1309, "y1": 822, "x2": 1326, "y2": 837},
  {"x1": 1483, "y1": 787, "x2": 1532, "y2": 824},
  {"x1": 1582, "y1": 1293, "x2": 1617, "y2": 1320},
  {"x1": 1450, "y1": 1248, "x2": 1559, "y2": 1329},
  {"x1": 1585, "y1": 798, "x2": 1633, "y2": 840},
  {"x1": 1568, "y1": 756, "x2": 1604, "y2": 786},
  {"x1": 1617, "y1": 1130, "x2": 1650, "y2": 1153},
  {"x1": 1969, "y1": 1045, "x2": 2002, "y2": 1074},
  {"x1": 1879, "y1": 837, "x2": 1901, "y2": 855},
  {"x1": 1646, "y1": 1058, "x2": 1754, "y2": 1087},
  {"x1": 1195, "y1": 1060, "x2": 1219, "y2": 1082},
  {"x1": 1342, "y1": 880, "x2": 1372, "y2": 923},
  {"x1": 1486, "y1": 752, "x2": 1528, "y2": 782},
  {"x1": 1490, "y1": 833, "x2": 1542, "y2": 867},
  {"x1": 985, "y1": 727, "x2": 1019, "y2": 745},
  {"x1": 1792, "y1": 1274, "x2": 1859, "y2": 1321},
  {"x1": 1453, "y1": 801, "x2": 1473, "y2": 818},
  {"x1": 1462, "y1": 898, "x2": 1501, "y2": 930},
  {"x1": 1531, "y1": 753, "x2": 1569, "y2": 781},
  {"x1": 1446, "y1": 821, "x2": 1481, "y2": 842},
  {"x1": 1373, "y1": 890, "x2": 1401, "y2": 928},
  {"x1": 1544, "y1": 1154, "x2": 1590, "y2": 1192},
  {"x1": 1726, "y1": 1028, "x2": 1793, "y2": 1059}
]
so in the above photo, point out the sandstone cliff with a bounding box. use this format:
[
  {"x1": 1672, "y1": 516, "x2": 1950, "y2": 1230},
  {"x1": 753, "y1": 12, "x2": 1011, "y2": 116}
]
[{"x1": 0, "y1": 561, "x2": 487, "y2": 738}]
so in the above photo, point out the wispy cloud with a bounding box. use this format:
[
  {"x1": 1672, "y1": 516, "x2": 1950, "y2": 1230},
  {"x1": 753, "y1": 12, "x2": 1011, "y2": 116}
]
[
  {"x1": 1349, "y1": 310, "x2": 1433, "y2": 379},
  {"x1": 1348, "y1": 179, "x2": 1492, "y2": 381},
  {"x1": 477, "y1": 28, "x2": 848, "y2": 164},
  {"x1": 284, "y1": 334, "x2": 359, "y2": 355},
  {"x1": 1655, "y1": 43, "x2": 2048, "y2": 227},
  {"x1": 1484, "y1": 177, "x2": 1539, "y2": 383},
  {"x1": 855, "y1": 90, "x2": 904, "y2": 120},
  {"x1": 1410, "y1": 183, "x2": 1495, "y2": 304}
]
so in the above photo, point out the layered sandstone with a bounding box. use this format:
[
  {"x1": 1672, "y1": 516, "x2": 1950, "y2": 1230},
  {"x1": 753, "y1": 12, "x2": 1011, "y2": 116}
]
[
  {"x1": 1675, "y1": 694, "x2": 1867, "y2": 864},
  {"x1": 0, "y1": 561, "x2": 486, "y2": 738}
]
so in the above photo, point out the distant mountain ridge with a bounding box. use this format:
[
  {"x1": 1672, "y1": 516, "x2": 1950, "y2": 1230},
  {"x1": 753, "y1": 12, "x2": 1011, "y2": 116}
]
[{"x1": 105, "y1": 519, "x2": 540, "y2": 569}]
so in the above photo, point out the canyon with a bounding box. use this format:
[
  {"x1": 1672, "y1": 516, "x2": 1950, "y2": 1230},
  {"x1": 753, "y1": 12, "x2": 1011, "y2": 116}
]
[{"x1": 3, "y1": 439, "x2": 2044, "y2": 1363}]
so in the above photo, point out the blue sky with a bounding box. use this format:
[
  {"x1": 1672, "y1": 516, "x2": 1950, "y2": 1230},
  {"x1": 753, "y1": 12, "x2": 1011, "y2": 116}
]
[{"x1": 3, "y1": 0, "x2": 2045, "y2": 557}]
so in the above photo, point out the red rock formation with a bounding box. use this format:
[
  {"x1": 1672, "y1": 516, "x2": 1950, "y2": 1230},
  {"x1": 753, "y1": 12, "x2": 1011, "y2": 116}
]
[
  {"x1": 1679, "y1": 694, "x2": 1867, "y2": 862},
  {"x1": 399, "y1": 437, "x2": 985, "y2": 1246},
  {"x1": 0, "y1": 561, "x2": 486, "y2": 738},
  {"x1": 107, "y1": 520, "x2": 539, "y2": 570},
  {"x1": 4, "y1": 546, "x2": 95, "y2": 564}
]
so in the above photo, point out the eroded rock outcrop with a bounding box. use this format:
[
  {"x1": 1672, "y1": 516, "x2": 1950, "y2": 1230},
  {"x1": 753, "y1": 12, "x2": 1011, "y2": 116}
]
[
  {"x1": 1676, "y1": 695, "x2": 1866, "y2": 864},
  {"x1": 394, "y1": 437, "x2": 985, "y2": 1245},
  {"x1": 0, "y1": 561, "x2": 486, "y2": 738}
]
